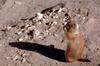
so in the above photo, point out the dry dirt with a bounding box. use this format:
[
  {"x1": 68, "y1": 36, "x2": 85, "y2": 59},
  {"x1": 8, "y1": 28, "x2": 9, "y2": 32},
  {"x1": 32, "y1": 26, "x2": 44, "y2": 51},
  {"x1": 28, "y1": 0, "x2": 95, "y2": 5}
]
[{"x1": 0, "y1": 0, "x2": 100, "y2": 66}]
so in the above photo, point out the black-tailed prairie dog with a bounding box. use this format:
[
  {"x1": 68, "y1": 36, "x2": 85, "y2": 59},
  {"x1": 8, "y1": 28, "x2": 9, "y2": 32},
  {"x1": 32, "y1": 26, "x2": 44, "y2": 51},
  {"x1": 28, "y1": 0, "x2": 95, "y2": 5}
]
[{"x1": 63, "y1": 21, "x2": 84, "y2": 62}]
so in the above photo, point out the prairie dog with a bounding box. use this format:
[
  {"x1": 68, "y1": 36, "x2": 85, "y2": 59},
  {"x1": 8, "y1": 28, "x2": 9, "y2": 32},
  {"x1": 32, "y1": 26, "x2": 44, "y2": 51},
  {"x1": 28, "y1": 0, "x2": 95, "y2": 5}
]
[{"x1": 63, "y1": 21, "x2": 84, "y2": 62}]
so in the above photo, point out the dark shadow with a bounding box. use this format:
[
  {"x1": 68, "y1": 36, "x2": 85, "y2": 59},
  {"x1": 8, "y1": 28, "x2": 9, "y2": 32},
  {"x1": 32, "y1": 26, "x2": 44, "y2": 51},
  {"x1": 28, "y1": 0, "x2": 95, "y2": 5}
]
[
  {"x1": 9, "y1": 42, "x2": 91, "y2": 63},
  {"x1": 78, "y1": 59, "x2": 91, "y2": 62},
  {"x1": 98, "y1": 64, "x2": 100, "y2": 66},
  {"x1": 9, "y1": 42, "x2": 66, "y2": 62}
]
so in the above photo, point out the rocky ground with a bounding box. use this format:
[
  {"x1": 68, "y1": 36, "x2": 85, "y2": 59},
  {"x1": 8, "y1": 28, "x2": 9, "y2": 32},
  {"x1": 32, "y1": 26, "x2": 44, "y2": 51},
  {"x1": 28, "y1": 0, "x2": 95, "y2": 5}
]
[{"x1": 0, "y1": 0, "x2": 100, "y2": 66}]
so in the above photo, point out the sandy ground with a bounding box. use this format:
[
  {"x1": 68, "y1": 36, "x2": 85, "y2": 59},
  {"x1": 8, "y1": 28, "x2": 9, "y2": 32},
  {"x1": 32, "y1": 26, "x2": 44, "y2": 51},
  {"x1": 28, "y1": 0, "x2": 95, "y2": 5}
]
[{"x1": 0, "y1": 0, "x2": 100, "y2": 66}]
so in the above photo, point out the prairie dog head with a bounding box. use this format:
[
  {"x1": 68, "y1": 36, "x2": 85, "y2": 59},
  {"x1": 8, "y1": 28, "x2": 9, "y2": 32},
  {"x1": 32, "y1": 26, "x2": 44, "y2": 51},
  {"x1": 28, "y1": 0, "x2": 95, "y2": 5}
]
[{"x1": 63, "y1": 21, "x2": 79, "y2": 34}]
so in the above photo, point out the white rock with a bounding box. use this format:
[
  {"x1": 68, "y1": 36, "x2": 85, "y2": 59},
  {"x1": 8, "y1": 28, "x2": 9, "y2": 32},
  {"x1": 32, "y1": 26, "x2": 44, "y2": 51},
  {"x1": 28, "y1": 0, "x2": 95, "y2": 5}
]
[
  {"x1": 77, "y1": 14, "x2": 81, "y2": 17},
  {"x1": 7, "y1": 26, "x2": 12, "y2": 30},
  {"x1": 25, "y1": 30, "x2": 29, "y2": 33},
  {"x1": 49, "y1": 13, "x2": 53, "y2": 16},
  {"x1": 38, "y1": 35, "x2": 44, "y2": 39},
  {"x1": 6, "y1": 57, "x2": 11, "y2": 60},
  {"x1": 22, "y1": 58, "x2": 26, "y2": 63},
  {"x1": 53, "y1": 21, "x2": 57, "y2": 25},
  {"x1": 46, "y1": 19, "x2": 49, "y2": 21},
  {"x1": 58, "y1": 8, "x2": 63, "y2": 13},
  {"x1": 15, "y1": 1, "x2": 23, "y2": 5},
  {"x1": 27, "y1": 64, "x2": 32, "y2": 66},
  {"x1": 62, "y1": 8, "x2": 67, "y2": 12},
  {"x1": 25, "y1": 24, "x2": 30, "y2": 28},
  {"x1": 34, "y1": 29, "x2": 40, "y2": 36},
  {"x1": 19, "y1": 38, "x2": 24, "y2": 41},
  {"x1": 17, "y1": 31, "x2": 22, "y2": 35},
  {"x1": 36, "y1": 13, "x2": 43, "y2": 20},
  {"x1": 25, "y1": 35, "x2": 28, "y2": 39},
  {"x1": 53, "y1": 34, "x2": 58, "y2": 37},
  {"x1": 21, "y1": 29, "x2": 25, "y2": 31},
  {"x1": 28, "y1": 26, "x2": 36, "y2": 30},
  {"x1": 83, "y1": 17, "x2": 86, "y2": 20},
  {"x1": 42, "y1": 18, "x2": 46, "y2": 22},
  {"x1": 13, "y1": 55, "x2": 20, "y2": 61},
  {"x1": 22, "y1": 53, "x2": 27, "y2": 57},
  {"x1": 42, "y1": 30, "x2": 49, "y2": 37},
  {"x1": 38, "y1": 22, "x2": 42, "y2": 24}
]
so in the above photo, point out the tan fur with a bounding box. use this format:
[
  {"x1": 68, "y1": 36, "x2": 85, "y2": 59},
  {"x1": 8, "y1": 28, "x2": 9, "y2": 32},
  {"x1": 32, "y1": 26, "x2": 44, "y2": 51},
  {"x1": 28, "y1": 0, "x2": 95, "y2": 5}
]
[{"x1": 63, "y1": 21, "x2": 84, "y2": 62}]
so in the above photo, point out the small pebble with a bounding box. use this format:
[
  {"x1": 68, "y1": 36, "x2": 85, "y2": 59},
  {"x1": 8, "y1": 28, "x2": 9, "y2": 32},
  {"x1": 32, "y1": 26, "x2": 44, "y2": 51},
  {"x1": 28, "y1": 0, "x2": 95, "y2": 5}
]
[
  {"x1": 6, "y1": 57, "x2": 11, "y2": 60},
  {"x1": 22, "y1": 58, "x2": 26, "y2": 63},
  {"x1": 19, "y1": 38, "x2": 24, "y2": 41},
  {"x1": 49, "y1": 13, "x2": 53, "y2": 16},
  {"x1": 53, "y1": 34, "x2": 58, "y2": 37},
  {"x1": 25, "y1": 35, "x2": 28, "y2": 39},
  {"x1": 21, "y1": 29, "x2": 25, "y2": 32},
  {"x1": 38, "y1": 35, "x2": 44, "y2": 39},
  {"x1": 53, "y1": 21, "x2": 57, "y2": 25},
  {"x1": 7, "y1": 26, "x2": 12, "y2": 30},
  {"x1": 28, "y1": 26, "x2": 35, "y2": 30},
  {"x1": 36, "y1": 13, "x2": 43, "y2": 20},
  {"x1": 83, "y1": 17, "x2": 86, "y2": 20},
  {"x1": 38, "y1": 22, "x2": 42, "y2": 24},
  {"x1": 15, "y1": 1, "x2": 23, "y2": 5},
  {"x1": 58, "y1": 8, "x2": 63, "y2": 13},
  {"x1": 42, "y1": 18, "x2": 46, "y2": 22},
  {"x1": 17, "y1": 31, "x2": 22, "y2": 35},
  {"x1": 34, "y1": 29, "x2": 40, "y2": 36},
  {"x1": 13, "y1": 55, "x2": 20, "y2": 61},
  {"x1": 25, "y1": 24, "x2": 30, "y2": 28},
  {"x1": 28, "y1": 64, "x2": 32, "y2": 66}
]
